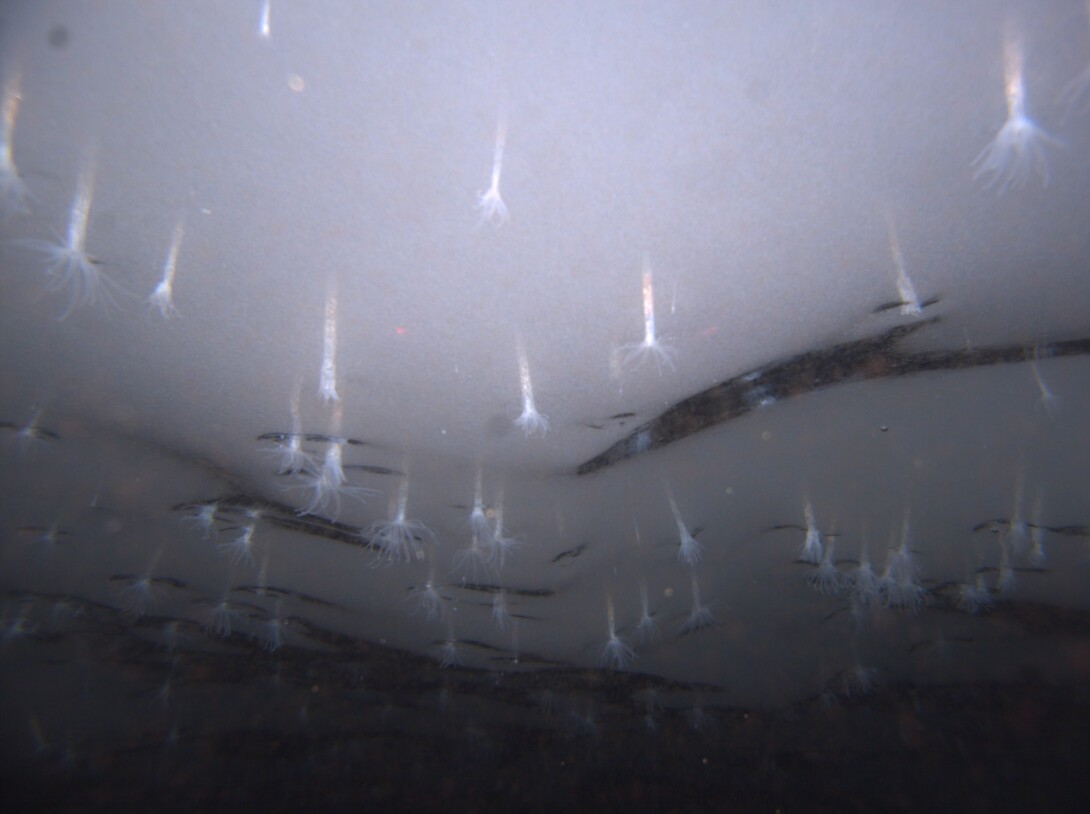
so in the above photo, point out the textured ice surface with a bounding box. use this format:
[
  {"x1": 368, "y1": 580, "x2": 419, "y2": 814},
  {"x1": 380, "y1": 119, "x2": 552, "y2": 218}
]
[{"x1": 0, "y1": 0, "x2": 1089, "y2": 785}]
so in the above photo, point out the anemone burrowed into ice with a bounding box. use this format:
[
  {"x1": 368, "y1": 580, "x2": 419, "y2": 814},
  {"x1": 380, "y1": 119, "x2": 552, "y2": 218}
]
[
  {"x1": 148, "y1": 217, "x2": 185, "y2": 319},
  {"x1": 491, "y1": 589, "x2": 513, "y2": 632},
  {"x1": 807, "y1": 537, "x2": 845, "y2": 595},
  {"x1": 973, "y1": 25, "x2": 1061, "y2": 193},
  {"x1": 665, "y1": 482, "x2": 703, "y2": 566},
  {"x1": 679, "y1": 569, "x2": 716, "y2": 635},
  {"x1": 367, "y1": 468, "x2": 432, "y2": 565},
  {"x1": 297, "y1": 440, "x2": 372, "y2": 519},
  {"x1": 408, "y1": 557, "x2": 447, "y2": 621},
  {"x1": 3, "y1": 405, "x2": 59, "y2": 454},
  {"x1": 485, "y1": 480, "x2": 523, "y2": 570},
  {"x1": 1006, "y1": 466, "x2": 1030, "y2": 556},
  {"x1": 878, "y1": 514, "x2": 926, "y2": 612},
  {"x1": 1029, "y1": 346, "x2": 1061, "y2": 420},
  {"x1": 263, "y1": 381, "x2": 314, "y2": 475},
  {"x1": 293, "y1": 404, "x2": 374, "y2": 520},
  {"x1": 957, "y1": 572, "x2": 994, "y2": 615},
  {"x1": 258, "y1": 599, "x2": 288, "y2": 652},
  {"x1": 435, "y1": 618, "x2": 462, "y2": 668},
  {"x1": 1029, "y1": 488, "x2": 1048, "y2": 567},
  {"x1": 476, "y1": 110, "x2": 508, "y2": 226},
  {"x1": 799, "y1": 497, "x2": 823, "y2": 564},
  {"x1": 883, "y1": 212, "x2": 922, "y2": 317},
  {"x1": 318, "y1": 280, "x2": 340, "y2": 402},
  {"x1": 635, "y1": 576, "x2": 657, "y2": 644},
  {"x1": 202, "y1": 590, "x2": 240, "y2": 639},
  {"x1": 258, "y1": 0, "x2": 272, "y2": 39},
  {"x1": 181, "y1": 500, "x2": 219, "y2": 539},
  {"x1": 20, "y1": 162, "x2": 124, "y2": 319},
  {"x1": 466, "y1": 463, "x2": 493, "y2": 547},
  {"x1": 18, "y1": 517, "x2": 68, "y2": 553},
  {"x1": 513, "y1": 335, "x2": 548, "y2": 437},
  {"x1": 451, "y1": 533, "x2": 492, "y2": 579},
  {"x1": 218, "y1": 520, "x2": 258, "y2": 567},
  {"x1": 617, "y1": 253, "x2": 675, "y2": 373},
  {"x1": 599, "y1": 593, "x2": 635, "y2": 670},
  {"x1": 114, "y1": 550, "x2": 164, "y2": 618},
  {"x1": 0, "y1": 71, "x2": 30, "y2": 219},
  {"x1": 850, "y1": 537, "x2": 881, "y2": 609}
]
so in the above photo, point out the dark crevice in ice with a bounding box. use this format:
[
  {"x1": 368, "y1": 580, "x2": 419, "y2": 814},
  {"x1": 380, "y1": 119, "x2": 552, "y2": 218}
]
[{"x1": 577, "y1": 318, "x2": 1090, "y2": 475}]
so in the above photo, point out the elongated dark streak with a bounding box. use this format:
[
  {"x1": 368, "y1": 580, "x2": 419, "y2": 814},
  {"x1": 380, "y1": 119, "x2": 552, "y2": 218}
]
[
  {"x1": 454, "y1": 582, "x2": 555, "y2": 598},
  {"x1": 578, "y1": 320, "x2": 1090, "y2": 475}
]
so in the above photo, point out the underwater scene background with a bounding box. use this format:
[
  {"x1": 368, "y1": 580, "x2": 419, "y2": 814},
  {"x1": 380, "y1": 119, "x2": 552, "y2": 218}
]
[{"x1": 2, "y1": 1, "x2": 1089, "y2": 810}]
